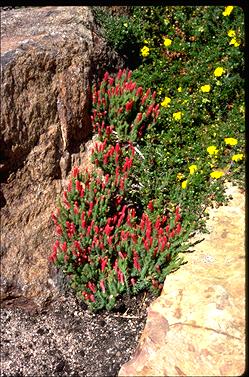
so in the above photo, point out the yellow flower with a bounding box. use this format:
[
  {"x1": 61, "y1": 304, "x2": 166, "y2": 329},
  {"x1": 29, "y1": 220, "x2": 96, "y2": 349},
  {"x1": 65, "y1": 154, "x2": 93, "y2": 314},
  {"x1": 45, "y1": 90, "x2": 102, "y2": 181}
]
[
  {"x1": 173, "y1": 111, "x2": 182, "y2": 121},
  {"x1": 207, "y1": 146, "x2": 219, "y2": 155},
  {"x1": 228, "y1": 29, "x2": 236, "y2": 37},
  {"x1": 214, "y1": 67, "x2": 225, "y2": 77},
  {"x1": 210, "y1": 171, "x2": 225, "y2": 179},
  {"x1": 143, "y1": 39, "x2": 149, "y2": 44},
  {"x1": 229, "y1": 38, "x2": 240, "y2": 47},
  {"x1": 140, "y1": 46, "x2": 150, "y2": 57},
  {"x1": 177, "y1": 172, "x2": 184, "y2": 180},
  {"x1": 232, "y1": 154, "x2": 243, "y2": 162},
  {"x1": 161, "y1": 96, "x2": 171, "y2": 107},
  {"x1": 222, "y1": 6, "x2": 234, "y2": 16},
  {"x1": 164, "y1": 38, "x2": 172, "y2": 47},
  {"x1": 189, "y1": 164, "x2": 198, "y2": 175},
  {"x1": 200, "y1": 84, "x2": 211, "y2": 93},
  {"x1": 177, "y1": 86, "x2": 182, "y2": 93},
  {"x1": 181, "y1": 180, "x2": 188, "y2": 189},
  {"x1": 158, "y1": 88, "x2": 163, "y2": 95},
  {"x1": 224, "y1": 137, "x2": 238, "y2": 146}
]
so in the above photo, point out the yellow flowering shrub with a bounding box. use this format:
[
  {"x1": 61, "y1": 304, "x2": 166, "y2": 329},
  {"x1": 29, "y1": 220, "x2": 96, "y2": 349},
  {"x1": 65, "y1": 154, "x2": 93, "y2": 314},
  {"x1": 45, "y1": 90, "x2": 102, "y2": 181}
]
[
  {"x1": 207, "y1": 146, "x2": 219, "y2": 155},
  {"x1": 224, "y1": 137, "x2": 238, "y2": 145},
  {"x1": 200, "y1": 84, "x2": 211, "y2": 93}
]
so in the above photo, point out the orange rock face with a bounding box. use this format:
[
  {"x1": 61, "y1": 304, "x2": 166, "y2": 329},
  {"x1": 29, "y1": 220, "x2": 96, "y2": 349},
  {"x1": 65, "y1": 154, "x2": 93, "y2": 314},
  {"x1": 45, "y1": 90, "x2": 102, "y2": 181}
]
[{"x1": 119, "y1": 183, "x2": 245, "y2": 376}]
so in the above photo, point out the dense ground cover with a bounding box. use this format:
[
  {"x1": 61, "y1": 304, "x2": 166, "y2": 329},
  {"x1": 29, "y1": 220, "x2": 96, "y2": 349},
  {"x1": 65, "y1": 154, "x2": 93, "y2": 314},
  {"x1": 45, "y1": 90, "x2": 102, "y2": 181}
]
[{"x1": 50, "y1": 6, "x2": 245, "y2": 311}]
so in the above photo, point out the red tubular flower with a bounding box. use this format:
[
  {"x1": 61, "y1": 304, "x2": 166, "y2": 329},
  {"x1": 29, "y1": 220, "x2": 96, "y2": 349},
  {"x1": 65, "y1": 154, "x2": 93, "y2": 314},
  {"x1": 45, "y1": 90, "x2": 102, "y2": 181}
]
[
  {"x1": 72, "y1": 166, "x2": 79, "y2": 178},
  {"x1": 175, "y1": 213, "x2": 182, "y2": 223},
  {"x1": 176, "y1": 223, "x2": 181, "y2": 234},
  {"x1": 147, "y1": 200, "x2": 154, "y2": 211},
  {"x1": 135, "y1": 112, "x2": 143, "y2": 124},
  {"x1": 61, "y1": 241, "x2": 67, "y2": 252},
  {"x1": 104, "y1": 223, "x2": 114, "y2": 236},
  {"x1": 108, "y1": 77, "x2": 114, "y2": 86},
  {"x1": 152, "y1": 91, "x2": 157, "y2": 99},
  {"x1": 133, "y1": 256, "x2": 141, "y2": 271},
  {"x1": 165, "y1": 225, "x2": 170, "y2": 233},
  {"x1": 103, "y1": 71, "x2": 109, "y2": 81},
  {"x1": 117, "y1": 69, "x2": 123, "y2": 80},
  {"x1": 135, "y1": 87, "x2": 143, "y2": 97},
  {"x1": 127, "y1": 70, "x2": 132, "y2": 80},
  {"x1": 75, "y1": 180, "x2": 82, "y2": 192},
  {"x1": 74, "y1": 240, "x2": 82, "y2": 252},
  {"x1": 67, "y1": 180, "x2": 72, "y2": 192},
  {"x1": 88, "y1": 281, "x2": 97, "y2": 293},
  {"x1": 56, "y1": 225, "x2": 62, "y2": 235},
  {"x1": 100, "y1": 257, "x2": 108, "y2": 272},
  {"x1": 156, "y1": 265, "x2": 161, "y2": 273},
  {"x1": 51, "y1": 212, "x2": 58, "y2": 225},
  {"x1": 100, "y1": 279, "x2": 106, "y2": 293},
  {"x1": 89, "y1": 294, "x2": 95, "y2": 302},
  {"x1": 125, "y1": 100, "x2": 134, "y2": 112},
  {"x1": 74, "y1": 202, "x2": 79, "y2": 215},
  {"x1": 117, "y1": 269, "x2": 125, "y2": 285},
  {"x1": 146, "y1": 103, "x2": 154, "y2": 117},
  {"x1": 169, "y1": 229, "x2": 175, "y2": 239}
]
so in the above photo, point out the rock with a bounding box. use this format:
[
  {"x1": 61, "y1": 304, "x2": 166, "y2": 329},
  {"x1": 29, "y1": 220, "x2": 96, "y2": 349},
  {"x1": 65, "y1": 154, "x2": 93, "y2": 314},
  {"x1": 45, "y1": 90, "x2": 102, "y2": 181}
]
[
  {"x1": 119, "y1": 182, "x2": 245, "y2": 376},
  {"x1": 0, "y1": 6, "x2": 124, "y2": 309}
]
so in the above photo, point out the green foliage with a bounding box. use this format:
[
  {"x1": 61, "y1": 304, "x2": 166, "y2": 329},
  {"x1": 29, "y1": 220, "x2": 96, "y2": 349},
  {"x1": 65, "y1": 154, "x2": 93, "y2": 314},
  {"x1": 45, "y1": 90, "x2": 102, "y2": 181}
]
[{"x1": 50, "y1": 6, "x2": 244, "y2": 311}]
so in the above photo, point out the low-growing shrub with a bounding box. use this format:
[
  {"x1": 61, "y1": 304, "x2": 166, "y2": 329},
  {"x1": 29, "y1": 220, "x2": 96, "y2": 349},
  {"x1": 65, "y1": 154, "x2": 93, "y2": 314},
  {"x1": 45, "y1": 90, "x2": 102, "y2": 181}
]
[{"x1": 49, "y1": 69, "x2": 191, "y2": 312}]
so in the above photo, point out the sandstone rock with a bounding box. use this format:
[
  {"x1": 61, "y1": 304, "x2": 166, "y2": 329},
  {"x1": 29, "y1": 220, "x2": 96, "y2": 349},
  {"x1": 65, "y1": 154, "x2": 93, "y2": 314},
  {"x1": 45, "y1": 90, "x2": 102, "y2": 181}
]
[
  {"x1": 0, "y1": 6, "x2": 124, "y2": 309},
  {"x1": 119, "y1": 182, "x2": 245, "y2": 376}
]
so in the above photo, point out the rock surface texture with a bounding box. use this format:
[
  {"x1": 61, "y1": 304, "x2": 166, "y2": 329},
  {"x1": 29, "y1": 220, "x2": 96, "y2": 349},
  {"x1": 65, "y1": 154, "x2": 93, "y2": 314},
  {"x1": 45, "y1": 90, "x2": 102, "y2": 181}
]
[
  {"x1": 119, "y1": 182, "x2": 245, "y2": 376},
  {"x1": 0, "y1": 6, "x2": 123, "y2": 309}
]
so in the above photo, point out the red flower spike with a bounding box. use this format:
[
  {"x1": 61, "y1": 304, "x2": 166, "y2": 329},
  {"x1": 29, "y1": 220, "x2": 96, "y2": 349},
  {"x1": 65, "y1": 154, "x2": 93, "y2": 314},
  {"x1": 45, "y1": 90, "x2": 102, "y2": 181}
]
[
  {"x1": 116, "y1": 69, "x2": 123, "y2": 80},
  {"x1": 100, "y1": 257, "x2": 108, "y2": 272},
  {"x1": 135, "y1": 113, "x2": 143, "y2": 124},
  {"x1": 67, "y1": 180, "x2": 72, "y2": 192},
  {"x1": 117, "y1": 269, "x2": 125, "y2": 285},
  {"x1": 89, "y1": 294, "x2": 95, "y2": 302},
  {"x1": 147, "y1": 200, "x2": 154, "y2": 211},
  {"x1": 103, "y1": 72, "x2": 109, "y2": 82},
  {"x1": 100, "y1": 279, "x2": 106, "y2": 293},
  {"x1": 72, "y1": 166, "x2": 79, "y2": 178},
  {"x1": 176, "y1": 223, "x2": 182, "y2": 234},
  {"x1": 108, "y1": 77, "x2": 114, "y2": 86},
  {"x1": 135, "y1": 87, "x2": 143, "y2": 97},
  {"x1": 128, "y1": 70, "x2": 132, "y2": 80},
  {"x1": 125, "y1": 100, "x2": 134, "y2": 112},
  {"x1": 56, "y1": 225, "x2": 62, "y2": 235},
  {"x1": 61, "y1": 241, "x2": 67, "y2": 252},
  {"x1": 165, "y1": 225, "x2": 170, "y2": 233}
]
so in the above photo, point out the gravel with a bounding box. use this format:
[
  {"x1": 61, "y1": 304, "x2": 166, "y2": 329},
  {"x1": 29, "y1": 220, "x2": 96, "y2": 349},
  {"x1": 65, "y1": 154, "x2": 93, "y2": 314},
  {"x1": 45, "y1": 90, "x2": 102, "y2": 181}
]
[{"x1": 0, "y1": 289, "x2": 154, "y2": 377}]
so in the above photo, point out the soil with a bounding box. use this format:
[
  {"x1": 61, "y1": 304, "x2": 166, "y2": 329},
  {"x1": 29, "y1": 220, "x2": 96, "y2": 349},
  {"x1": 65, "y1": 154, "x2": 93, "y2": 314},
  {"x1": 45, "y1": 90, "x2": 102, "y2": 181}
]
[{"x1": 0, "y1": 288, "x2": 155, "y2": 377}]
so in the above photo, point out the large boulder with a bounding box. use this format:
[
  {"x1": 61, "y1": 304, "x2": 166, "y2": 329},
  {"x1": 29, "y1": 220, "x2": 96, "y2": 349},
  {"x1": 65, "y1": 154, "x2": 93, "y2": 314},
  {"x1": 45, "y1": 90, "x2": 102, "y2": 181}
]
[
  {"x1": 119, "y1": 183, "x2": 245, "y2": 376},
  {"x1": 0, "y1": 6, "x2": 124, "y2": 310}
]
